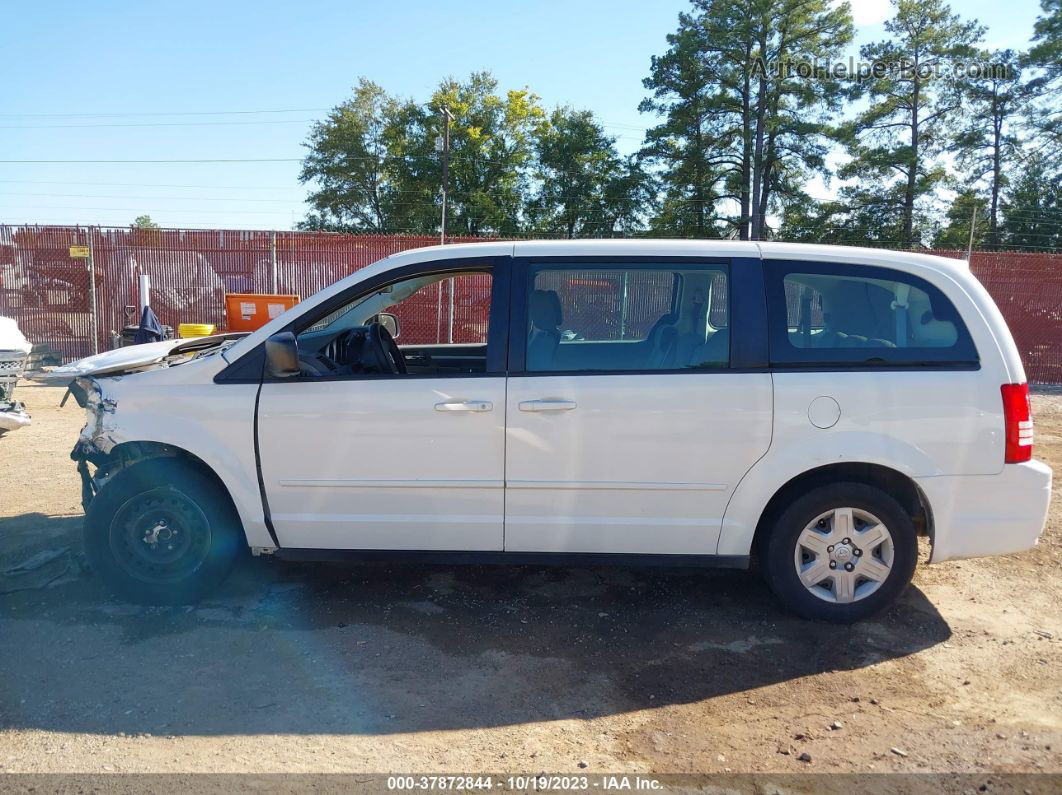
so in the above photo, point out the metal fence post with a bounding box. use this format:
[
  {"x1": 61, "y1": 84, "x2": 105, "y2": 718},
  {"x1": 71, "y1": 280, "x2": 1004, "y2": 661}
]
[
  {"x1": 87, "y1": 228, "x2": 99, "y2": 355},
  {"x1": 270, "y1": 231, "x2": 279, "y2": 294},
  {"x1": 448, "y1": 277, "x2": 455, "y2": 343}
]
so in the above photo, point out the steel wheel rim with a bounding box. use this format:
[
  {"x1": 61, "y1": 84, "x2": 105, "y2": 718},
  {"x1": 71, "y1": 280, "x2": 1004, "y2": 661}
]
[
  {"x1": 793, "y1": 507, "x2": 894, "y2": 604},
  {"x1": 109, "y1": 488, "x2": 212, "y2": 584}
]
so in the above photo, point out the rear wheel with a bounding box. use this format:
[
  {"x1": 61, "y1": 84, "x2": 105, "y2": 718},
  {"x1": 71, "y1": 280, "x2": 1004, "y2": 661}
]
[
  {"x1": 84, "y1": 458, "x2": 243, "y2": 604},
  {"x1": 761, "y1": 482, "x2": 918, "y2": 623}
]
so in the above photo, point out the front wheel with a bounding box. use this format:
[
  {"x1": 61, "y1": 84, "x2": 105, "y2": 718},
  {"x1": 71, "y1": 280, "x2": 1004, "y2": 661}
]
[
  {"x1": 761, "y1": 482, "x2": 918, "y2": 623},
  {"x1": 84, "y1": 458, "x2": 243, "y2": 604}
]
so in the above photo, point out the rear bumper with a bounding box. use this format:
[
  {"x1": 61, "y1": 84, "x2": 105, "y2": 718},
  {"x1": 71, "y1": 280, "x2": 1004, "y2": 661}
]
[{"x1": 918, "y1": 460, "x2": 1053, "y2": 563}]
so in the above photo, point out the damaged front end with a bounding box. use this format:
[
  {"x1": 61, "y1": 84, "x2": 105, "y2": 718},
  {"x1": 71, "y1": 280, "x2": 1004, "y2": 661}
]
[
  {"x1": 61, "y1": 334, "x2": 248, "y2": 511},
  {"x1": 68, "y1": 377, "x2": 201, "y2": 512},
  {"x1": 69, "y1": 377, "x2": 119, "y2": 509},
  {"x1": 0, "y1": 316, "x2": 32, "y2": 434},
  {"x1": 0, "y1": 350, "x2": 31, "y2": 435}
]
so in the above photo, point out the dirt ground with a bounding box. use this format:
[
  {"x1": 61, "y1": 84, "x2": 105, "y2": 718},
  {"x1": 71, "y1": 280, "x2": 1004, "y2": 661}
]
[{"x1": 0, "y1": 383, "x2": 1059, "y2": 778}]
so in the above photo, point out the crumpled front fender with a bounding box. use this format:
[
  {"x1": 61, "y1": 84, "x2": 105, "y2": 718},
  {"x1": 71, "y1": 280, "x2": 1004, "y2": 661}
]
[
  {"x1": 72, "y1": 377, "x2": 121, "y2": 460},
  {"x1": 68, "y1": 374, "x2": 271, "y2": 548}
]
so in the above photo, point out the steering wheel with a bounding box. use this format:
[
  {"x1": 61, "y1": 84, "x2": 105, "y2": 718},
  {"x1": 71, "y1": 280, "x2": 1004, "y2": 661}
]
[{"x1": 366, "y1": 321, "x2": 406, "y2": 374}]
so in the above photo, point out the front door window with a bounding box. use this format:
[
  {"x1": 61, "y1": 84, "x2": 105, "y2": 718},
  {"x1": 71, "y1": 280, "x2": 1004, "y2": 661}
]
[{"x1": 294, "y1": 270, "x2": 494, "y2": 377}]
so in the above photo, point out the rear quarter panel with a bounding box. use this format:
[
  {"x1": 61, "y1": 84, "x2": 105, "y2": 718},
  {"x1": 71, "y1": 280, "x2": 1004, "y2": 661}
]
[{"x1": 718, "y1": 248, "x2": 1016, "y2": 557}]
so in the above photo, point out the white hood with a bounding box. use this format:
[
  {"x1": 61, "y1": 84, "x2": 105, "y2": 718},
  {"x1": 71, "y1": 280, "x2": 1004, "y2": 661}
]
[
  {"x1": 0, "y1": 316, "x2": 31, "y2": 355},
  {"x1": 26, "y1": 332, "x2": 248, "y2": 384}
]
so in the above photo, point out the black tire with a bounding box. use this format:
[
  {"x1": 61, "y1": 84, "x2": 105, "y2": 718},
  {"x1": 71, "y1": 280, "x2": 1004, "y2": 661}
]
[
  {"x1": 761, "y1": 482, "x2": 918, "y2": 623},
  {"x1": 84, "y1": 457, "x2": 243, "y2": 605}
]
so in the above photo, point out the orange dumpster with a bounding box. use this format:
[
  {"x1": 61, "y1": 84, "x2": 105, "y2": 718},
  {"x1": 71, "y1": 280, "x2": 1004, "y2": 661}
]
[{"x1": 224, "y1": 293, "x2": 300, "y2": 332}]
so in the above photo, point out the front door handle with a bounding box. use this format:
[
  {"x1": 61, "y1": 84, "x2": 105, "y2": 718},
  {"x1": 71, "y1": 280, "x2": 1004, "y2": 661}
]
[
  {"x1": 435, "y1": 400, "x2": 493, "y2": 412},
  {"x1": 518, "y1": 399, "x2": 578, "y2": 412}
]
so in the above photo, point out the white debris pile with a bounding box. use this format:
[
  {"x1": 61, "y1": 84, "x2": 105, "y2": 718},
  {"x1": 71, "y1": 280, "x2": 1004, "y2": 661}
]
[{"x1": 0, "y1": 316, "x2": 32, "y2": 435}]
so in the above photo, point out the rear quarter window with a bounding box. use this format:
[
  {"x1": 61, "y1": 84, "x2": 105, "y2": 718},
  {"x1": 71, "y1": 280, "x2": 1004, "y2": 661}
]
[{"x1": 765, "y1": 260, "x2": 978, "y2": 368}]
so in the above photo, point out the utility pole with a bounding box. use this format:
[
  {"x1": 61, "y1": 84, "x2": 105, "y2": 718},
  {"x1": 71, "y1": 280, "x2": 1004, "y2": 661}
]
[
  {"x1": 438, "y1": 107, "x2": 452, "y2": 245},
  {"x1": 966, "y1": 201, "x2": 979, "y2": 262}
]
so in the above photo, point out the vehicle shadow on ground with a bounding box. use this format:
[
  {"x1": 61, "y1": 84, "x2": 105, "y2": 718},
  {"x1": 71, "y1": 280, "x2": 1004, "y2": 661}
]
[{"x1": 0, "y1": 512, "x2": 952, "y2": 736}]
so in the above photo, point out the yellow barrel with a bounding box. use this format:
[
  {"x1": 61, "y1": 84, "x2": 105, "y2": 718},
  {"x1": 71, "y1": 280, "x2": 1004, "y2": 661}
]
[{"x1": 178, "y1": 323, "x2": 216, "y2": 338}]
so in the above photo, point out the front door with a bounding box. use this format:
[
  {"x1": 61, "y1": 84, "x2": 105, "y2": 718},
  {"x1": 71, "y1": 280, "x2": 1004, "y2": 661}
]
[
  {"x1": 257, "y1": 262, "x2": 508, "y2": 550},
  {"x1": 504, "y1": 257, "x2": 773, "y2": 554}
]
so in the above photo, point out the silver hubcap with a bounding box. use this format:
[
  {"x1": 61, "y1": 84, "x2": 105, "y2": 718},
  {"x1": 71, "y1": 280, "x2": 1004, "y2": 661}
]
[{"x1": 794, "y1": 507, "x2": 894, "y2": 604}]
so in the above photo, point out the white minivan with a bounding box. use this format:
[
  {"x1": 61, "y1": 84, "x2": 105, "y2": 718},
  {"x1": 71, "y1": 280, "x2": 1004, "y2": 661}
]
[{"x1": 55, "y1": 241, "x2": 1052, "y2": 622}]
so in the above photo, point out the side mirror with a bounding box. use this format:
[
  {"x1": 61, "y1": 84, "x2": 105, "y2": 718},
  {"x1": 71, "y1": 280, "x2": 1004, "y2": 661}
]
[
  {"x1": 264, "y1": 332, "x2": 300, "y2": 378},
  {"x1": 376, "y1": 312, "x2": 400, "y2": 339}
]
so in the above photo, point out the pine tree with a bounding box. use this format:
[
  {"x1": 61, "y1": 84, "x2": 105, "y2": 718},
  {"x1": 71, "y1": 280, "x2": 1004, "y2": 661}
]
[
  {"x1": 641, "y1": 0, "x2": 853, "y2": 240},
  {"x1": 932, "y1": 190, "x2": 991, "y2": 249},
  {"x1": 1000, "y1": 155, "x2": 1062, "y2": 251},
  {"x1": 839, "y1": 0, "x2": 983, "y2": 247},
  {"x1": 1025, "y1": 0, "x2": 1062, "y2": 161}
]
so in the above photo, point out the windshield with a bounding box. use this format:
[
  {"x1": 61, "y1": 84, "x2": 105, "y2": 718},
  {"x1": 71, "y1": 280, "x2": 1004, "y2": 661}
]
[{"x1": 302, "y1": 273, "x2": 455, "y2": 336}]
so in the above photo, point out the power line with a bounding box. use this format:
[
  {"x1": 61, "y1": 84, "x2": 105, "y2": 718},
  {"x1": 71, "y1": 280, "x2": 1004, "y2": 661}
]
[
  {"x1": 0, "y1": 203, "x2": 294, "y2": 215},
  {"x1": 0, "y1": 150, "x2": 623, "y2": 174},
  {"x1": 0, "y1": 107, "x2": 328, "y2": 119},
  {"x1": 0, "y1": 119, "x2": 316, "y2": 130},
  {"x1": 0, "y1": 217, "x2": 301, "y2": 230},
  {"x1": 0, "y1": 158, "x2": 301, "y2": 164},
  {"x1": 0, "y1": 179, "x2": 301, "y2": 190},
  {"x1": 0, "y1": 191, "x2": 305, "y2": 204}
]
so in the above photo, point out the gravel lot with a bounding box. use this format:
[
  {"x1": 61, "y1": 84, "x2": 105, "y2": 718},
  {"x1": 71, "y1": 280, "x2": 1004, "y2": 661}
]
[{"x1": 0, "y1": 383, "x2": 1059, "y2": 777}]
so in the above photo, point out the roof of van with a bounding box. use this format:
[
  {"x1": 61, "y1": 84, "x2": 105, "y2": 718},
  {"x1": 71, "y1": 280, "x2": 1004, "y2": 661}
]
[{"x1": 383, "y1": 239, "x2": 971, "y2": 275}]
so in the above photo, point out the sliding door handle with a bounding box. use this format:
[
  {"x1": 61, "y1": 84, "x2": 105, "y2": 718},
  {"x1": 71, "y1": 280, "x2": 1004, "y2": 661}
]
[
  {"x1": 434, "y1": 400, "x2": 493, "y2": 412},
  {"x1": 518, "y1": 399, "x2": 577, "y2": 412}
]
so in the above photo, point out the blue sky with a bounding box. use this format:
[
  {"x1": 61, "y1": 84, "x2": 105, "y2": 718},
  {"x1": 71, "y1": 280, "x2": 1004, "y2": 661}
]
[{"x1": 0, "y1": 0, "x2": 1048, "y2": 230}]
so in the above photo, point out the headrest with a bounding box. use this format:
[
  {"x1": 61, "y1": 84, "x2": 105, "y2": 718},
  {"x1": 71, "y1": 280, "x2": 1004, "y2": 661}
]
[{"x1": 530, "y1": 289, "x2": 563, "y2": 329}]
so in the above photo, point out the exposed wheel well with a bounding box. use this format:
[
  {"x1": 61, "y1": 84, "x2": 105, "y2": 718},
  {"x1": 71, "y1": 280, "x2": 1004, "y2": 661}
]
[
  {"x1": 89, "y1": 441, "x2": 244, "y2": 539},
  {"x1": 750, "y1": 463, "x2": 932, "y2": 562}
]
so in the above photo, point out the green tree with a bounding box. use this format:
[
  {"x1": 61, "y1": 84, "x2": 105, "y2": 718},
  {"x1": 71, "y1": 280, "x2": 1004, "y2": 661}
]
[
  {"x1": 1024, "y1": 0, "x2": 1062, "y2": 161},
  {"x1": 931, "y1": 190, "x2": 990, "y2": 249},
  {"x1": 839, "y1": 0, "x2": 983, "y2": 247},
  {"x1": 299, "y1": 78, "x2": 415, "y2": 232},
  {"x1": 641, "y1": 0, "x2": 854, "y2": 240},
  {"x1": 1027, "y1": 0, "x2": 1062, "y2": 91},
  {"x1": 418, "y1": 72, "x2": 546, "y2": 236},
  {"x1": 527, "y1": 107, "x2": 648, "y2": 238},
  {"x1": 300, "y1": 73, "x2": 549, "y2": 236},
  {"x1": 951, "y1": 49, "x2": 1026, "y2": 248},
  {"x1": 779, "y1": 189, "x2": 909, "y2": 245},
  {"x1": 1000, "y1": 155, "x2": 1062, "y2": 251},
  {"x1": 131, "y1": 214, "x2": 159, "y2": 229},
  {"x1": 640, "y1": 15, "x2": 727, "y2": 238}
]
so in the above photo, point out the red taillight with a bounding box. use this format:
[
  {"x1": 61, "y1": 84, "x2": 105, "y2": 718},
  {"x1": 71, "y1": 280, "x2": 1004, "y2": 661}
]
[{"x1": 1001, "y1": 383, "x2": 1033, "y2": 464}]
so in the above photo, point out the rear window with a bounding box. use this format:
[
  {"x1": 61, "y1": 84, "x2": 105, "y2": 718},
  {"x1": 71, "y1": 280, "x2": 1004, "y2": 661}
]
[{"x1": 766, "y1": 261, "x2": 978, "y2": 367}]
